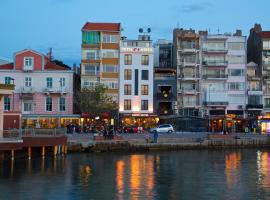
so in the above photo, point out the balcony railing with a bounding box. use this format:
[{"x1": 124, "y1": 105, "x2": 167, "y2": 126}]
[
  {"x1": 202, "y1": 74, "x2": 228, "y2": 79},
  {"x1": 43, "y1": 88, "x2": 67, "y2": 94},
  {"x1": 178, "y1": 74, "x2": 200, "y2": 79},
  {"x1": 179, "y1": 89, "x2": 199, "y2": 94},
  {"x1": 21, "y1": 87, "x2": 34, "y2": 93},
  {"x1": 202, "y1": 48, "x2": 228, "y2": 53},
  {"x1": 0, "y1": 83, "x2": 15, "y2": 90},
  {"x1": 202, "y1": 61, "x2": 228, "y2": 66},
  {"x1": 203, "y1": 101, "x2": 228, "y2": 106}
]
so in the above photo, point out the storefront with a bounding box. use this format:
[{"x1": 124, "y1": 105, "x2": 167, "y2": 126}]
[
  {"x1": 258, "y1": 116, "x2": 270, "y2": 134},
  {"x1": 120, "y1": 113, "x2": 159, "y2": 129},
  {"x1": 22, "y1": 114, "x2": 81, "y2": 129}
]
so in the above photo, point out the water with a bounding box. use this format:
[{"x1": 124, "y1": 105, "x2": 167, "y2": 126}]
[{"x1": 0, "y1": 150, "x2": 270, "y2": 200}]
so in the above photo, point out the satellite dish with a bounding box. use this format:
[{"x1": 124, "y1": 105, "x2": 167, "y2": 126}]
[
  {"x1": 147, "y1": 28, "x2": 151, "y2": 33},
  {"x1": 139, "y1": 28, "x2": 143, "y2": 33}
]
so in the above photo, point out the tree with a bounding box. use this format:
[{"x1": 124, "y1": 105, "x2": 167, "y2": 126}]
[{"x1": 76, "y1": 84, "x2": 118, "y2": 117}]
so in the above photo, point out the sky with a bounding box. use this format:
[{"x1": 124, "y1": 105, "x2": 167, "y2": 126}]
[{"x1": 1, "y1": 0, "x2": 270, "y2": 66}]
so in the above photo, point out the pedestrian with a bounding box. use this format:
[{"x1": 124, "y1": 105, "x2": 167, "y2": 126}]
[{"x1": 153, "y1": 131, "x2": 158, "y2": 143}]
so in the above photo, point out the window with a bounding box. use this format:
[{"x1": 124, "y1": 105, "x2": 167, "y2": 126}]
[
  {"x1": 141, "y1": 100, "x2": 148, "y2": 110},
  {"x1": 141, "y1": 55, "x2": 149, "y2": 65},
  {"x1": 46, "y1": 77, "x2": 53, "y2": 88},
  {"x1": 228, "y1": 42, "x2": 245, "y2": 50},
  {"x1": 248, "y1": 81, "x2": 260, "y2": 91},
  {"x1": 5, "y1": 77, "x2": 12, "y2": 84},
  {"x1": 263, "y1": 41, "x2": 270, "y2": 49},
  {"x1": 141, "y1": 70, "x2": 149, "y2": 80},
  {"x1": 103, "y1": 81, "x2": 118, "y2": 89},
  {"x1": 59, "y1": 97, "x2": 66, "y2": 112},
  {"x1": 124, "y1": 69, "x2": 132, "y2": 80},
  {"x1": 141, "y1": 85, "x2": 149, "y2": 95},
  {"x1": 82, "y1": 31, "x2": 100, "y2": 44},
  {"x1": 83, "y1": 81, "x2": 98, "y2": 88},
  {"x1": 124, "y1": 99, "x2": 131, "y2": 110},
  {"x1": 265, "y1": 98, "x2": 270, "y2": 108},
  {"x1": 46, "y1": 97, "x2": 53, "y2": 111},
  {"x1": 84, "y1": 50, "x2": 100, "y2": 60},
  {"x1": 103, "y1": 65, "x2": 118, "y2": 73},
  {"x1": 4, "y1": 97, "x2": 10, "y2": 111},
  {"x1": 25, "y1": 77, "x2": 32, "y2": 87},
  {"x1": 204, "y1": 42, "x2": 225, "y2": 51},
  {"x1": 60, "y1": 78, "x2": 65, "y2": 88},
  {"x1": 85, "y1": 64, "x2": 100, "y2": 75},
  {"x1": 228, "y1": 69, "x2": 245, "y2": 76},
  {"x1": 23, "y1": 102, "x2": 33, "y2": 112},
  {"x1": 124, "y1": 84, "x2": 132, "y2": 95},
  {"x1": 102, "y1": 35, "x2": 118, "y2": 43},
  {"x1": 24, "y1": 57, "x2": 33, "y2": 69},
  {"x1": 102, "y1": 50, "x2": 119, "y2": 58},
  {"x1": 124, "y1": 54, "x2": 132, "y2": 65},
  {"x1": 228, "y1": 82, "x2": 245, "y2": 91},
  {"x1": 248, "y1": 95, "x2": 261, "y2": 105},
  {"x1": 227, "y1": 56, "x2": 245, "y2": 64}
]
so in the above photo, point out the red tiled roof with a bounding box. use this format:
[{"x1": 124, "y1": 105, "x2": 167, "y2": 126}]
[
  {"x1": 259, "y1": 31, "x2": 270, "y2": 38},
  {"x1": 82, "y1": 22, "x2": 121, "y2": 32},
  {"x1": 45, "y1": 62, "x2": 70, "y2": 71},
  {"x1": 0, "y1": 63, "x2": 13, "y2": 70}
]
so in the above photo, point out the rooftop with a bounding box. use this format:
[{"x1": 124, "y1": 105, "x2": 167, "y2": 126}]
[{"x1": 82, "y1": 22, "x2": 121, "y2": 32}]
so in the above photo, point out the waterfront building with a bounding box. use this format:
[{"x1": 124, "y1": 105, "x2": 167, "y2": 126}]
[
  {"x1": 0, "y1": 49, "x2": 80, "y2": 129},
  {"x1": 173, "y1": 29, "x2": 201, "y2": 117},
  {"x1": 153, "y1": 39, "x2": 177, "y2": 117},
  {"x1": 200, "y1": 30, "x2": 247, "y2": 132},
  {"x1": 119, "y1": 32, "x2": 156, "y2": 128},
  {"x1": 81, "y1": 22, "x2": 121, "y2": 102}
]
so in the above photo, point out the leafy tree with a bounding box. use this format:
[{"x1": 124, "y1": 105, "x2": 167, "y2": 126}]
[{"x1": 76, "y1": 84, "x2": 118, "y2": 117}]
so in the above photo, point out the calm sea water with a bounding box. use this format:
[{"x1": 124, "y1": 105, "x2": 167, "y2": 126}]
[{"x1": 0, "y1": 150, "x2": 269, "y2": 200}]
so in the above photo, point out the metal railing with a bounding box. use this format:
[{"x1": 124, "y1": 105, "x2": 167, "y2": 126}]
[{"x1": 3, "y1": 128, "x2": 67, "y2": 139}]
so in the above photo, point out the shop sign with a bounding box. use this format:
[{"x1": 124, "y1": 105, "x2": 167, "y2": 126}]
[
  {"x1": 120, "y1": 47, "x2": 153, "y2": 53},
  {"x1": 81, "y1": 112, "x2": 90, "y2": 118}
]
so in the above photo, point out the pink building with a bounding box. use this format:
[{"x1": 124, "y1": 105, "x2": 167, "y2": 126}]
[{"x1": 0, "y1": 49, "x2": 80, "y2": 129}]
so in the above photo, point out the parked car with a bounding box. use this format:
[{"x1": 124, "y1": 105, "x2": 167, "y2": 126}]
[
  {"x1": 123, "y1": 126, "x2": 144, "y2": 133},
  {"x1": 150, "y1": 124, "x2": 174, "y2": 133}
]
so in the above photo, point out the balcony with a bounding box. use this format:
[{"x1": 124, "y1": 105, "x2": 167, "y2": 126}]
[
  {"x1": 178, "y1": 89, "x2": 200, "y2": 94},
  {"x1": 21, "y1": 87, "x2": 34, "y2": 94},
  {"x1": 178, "y1": 73, "x2": 200, "y2": 80},
  {"x1": 202, "y1": 48, "x2": 228, "y2": 54},
  {"x1": 247, "y1": 90, "x2": 263, "y2": 95},
  {"x1": 202, "y1": 61, "x2": 228, "y2": 67},
  {"x1": 156, "y1": 93, "x2": 174, "y2": 101},
  {"x1": 202, "y1": 74, "x2": 228, "y2": 80},
  {"x1": 177, "y1": 59, "x2": 199, "y2": 67},
  {"x1": 0, "y1": 83, "x2": 14, "y2": 95},
  {"x1": 43, "y1": 88, "x2": 67, "y2": 95},
  {"x1": 203, "y1": 101, "x2": 228, "y2": 106},
  {"x1": 247, "y1": 75, "x2": 261, "y2": 81},
  {"x1": 246, "y1": 104, "x2": 263, "y2": 110},
  {"x1": 178, "y1": 47, "x2": 198, "y2": 54}
]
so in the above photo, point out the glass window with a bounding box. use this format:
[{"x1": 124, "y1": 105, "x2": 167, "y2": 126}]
[
  {"x1": 4, "y1": 97, "x2": 10, "y2": 111},
  {"x1": 124, "y1": 84, "x2": 132, "y2": 95},
  {"x1": 141, "y1": 70, "x2": 149, "y2": 80},
  {"x1": 103, "y1": 81, "x2": 118, "y2": 89},
  {"x1": 228, "y1": 69, "x2": 244, "y2": 76},
  {"x1": 141, "y1": 55, "x2": 149, "y2": 65},
  {"x1": 24, "y1": 57, "x2": 33, "y2": 67},
  {"x1": 102, "y1": 50, "x2": 119, "y2": 58},
  {"x1": 204, "y1": 42, "x2": 225, "y2": 51},
  {"x1": 263, "y1": 41, "x2": 270, "y2": 49},
  {"x1": 60, "y1": 78, "x2": 65, "y2": 88},
  {"x1": 124, "y1": 99, "x2": 131, "y2": 110},
  {"x1": 141, "y1": 85, "x2": 149, "y2": 95},
  {"x1": 141, "y1": 100, "x2": 148, "y2": 110},
  {"x1": 124, "y1": 69, "x2": 132, "y2": 80},
  {"x1": 4, "y1": 77, "x2": 12, "y2": 84},
  {"x1": 84, "y1": 50, "x2": 100, "y2": 60},
  {"x1": 46, "y1": 77, "x2": 53, "y2": 88},
  {"x1": 82, "y1": 31, "x2": 100, "y2": 44},
  {"x1": 265, "y1": 98, "x2": 270, "y2": 108},
  {"x1": 124, "y1": 54, "x2": 132, "y2": 65},
  {"x1": 227, "y1": 56, "x2": 245, "y2": 64},
  {"x1": 23, "y1": 102, "x2": 33, "y2": 112},
  {"x1": 228, "y1": 42, "x2": 245, "y2": 50},
  {"x1": 248, "y1": 95, "x2": 261, "y2": 105},
  {"x1": 46, "y1": 96, "x2": 53, "y2": 111},
  {"x1": 102, "y1": 35, "x2": 118, "y2": 43},
  {"x1": 85, "y1": 64, "x2": 100, "y2": 75},
  {"x1": 25, "y1": 77, "x2": 32, "y2": 87},
  {"x1": 103, "y1": 65, "x2": 118, "y2": 72},
  {"x1": 59, "y1": 97, "x2": 66, "y2": 112},
  {"x1": 228, "y1": 82, "x2": 245, "y2": 91}
]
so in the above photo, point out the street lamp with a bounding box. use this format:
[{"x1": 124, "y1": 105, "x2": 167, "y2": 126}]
[{"x1": 208, "y1": 84, "x2": 212, "y2": 132}]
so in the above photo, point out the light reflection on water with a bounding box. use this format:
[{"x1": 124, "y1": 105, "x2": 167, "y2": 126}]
[{"x1": 1, "y1": 150, "x2": 270, "y2": 199}]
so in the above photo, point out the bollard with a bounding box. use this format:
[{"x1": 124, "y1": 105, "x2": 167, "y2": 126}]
[
  {"x1": 42, "y1": 146, "x2": 45, "y2": 159},
  {"x1": 28, "y1": 146, "x2": 31, "y2": 160}
]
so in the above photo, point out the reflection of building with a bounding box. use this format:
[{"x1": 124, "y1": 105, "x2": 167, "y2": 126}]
[
  {"x1": 80, "y1": 22, "x2": 121, "y2": 102},
  {"x1": 200, "y1": 30, "x2": 247, "y2": 132},
  {"x1": 153, "y1": 40, "x2": 177, "y2": 117},
  {"x1": 0, "y1": 49, "x2": 80, "y2": 129},
  {"x1": 173, "y1": 28, "x2": 201, "y2": 117},
  {"x1": 119, "y1": 32, "x2": 157, "y2": 128}
]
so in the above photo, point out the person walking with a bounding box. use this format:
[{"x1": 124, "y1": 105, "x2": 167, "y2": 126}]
[{"x1": 153, "y1": 131, "x2": 158, "y2": 143}]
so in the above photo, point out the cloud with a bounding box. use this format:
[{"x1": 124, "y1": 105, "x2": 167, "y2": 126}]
[{"x1": 177, "y1": 2, "x2": 214, "y2": 13}]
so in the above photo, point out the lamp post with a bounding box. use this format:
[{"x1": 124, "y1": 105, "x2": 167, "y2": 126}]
[{"x1": 208, "y1": 84, "x2": 212, "y2": 132}]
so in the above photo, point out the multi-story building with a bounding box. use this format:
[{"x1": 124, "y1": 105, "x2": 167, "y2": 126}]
[
  {"x1": 153, "y1": 39, "x2": 177, "y2": 117},
  {"x1": 200, "y1": 30, "x2": 247, "y2": 132},
  {"x1": 173, "y1": 28, "x2": 201, "y2": 117},
  {"x1": 0, "y1": 49, "x2": 80, "y2": 129},
  {"x1": 81, "y1": 22, "x2": 121, "y2": 102},
  {"x1": 119, "y1": 33, "x2": 156, "y2": 128}
]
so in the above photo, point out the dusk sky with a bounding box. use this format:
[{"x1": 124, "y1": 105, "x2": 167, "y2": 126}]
[{"x1": 1, "y1": 0, "x2": 270, "y2": 66}]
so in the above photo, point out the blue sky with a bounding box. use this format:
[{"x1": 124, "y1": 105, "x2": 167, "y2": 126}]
[{"x1": 1, "y1": 0, "x2": 270, "y2": 65}]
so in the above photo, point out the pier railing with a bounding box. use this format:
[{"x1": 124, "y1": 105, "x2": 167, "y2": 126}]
[{"x1": 2, "y1": 128, "x2": 67, "y2": 139}]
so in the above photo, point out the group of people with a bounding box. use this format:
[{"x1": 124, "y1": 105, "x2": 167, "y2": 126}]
[{"x1": 102, "y1": 125, "x2": 115, "y2": 139}]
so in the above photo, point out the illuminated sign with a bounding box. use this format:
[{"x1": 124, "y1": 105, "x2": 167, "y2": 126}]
[{"x1": 120, "y1": 47, "x2": 153, "y2": 53}]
